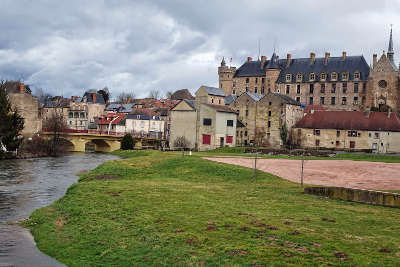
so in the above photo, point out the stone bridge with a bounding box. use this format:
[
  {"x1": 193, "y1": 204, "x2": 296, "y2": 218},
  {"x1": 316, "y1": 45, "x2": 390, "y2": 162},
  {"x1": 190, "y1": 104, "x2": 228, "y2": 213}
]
[{"x1": 41, "y1": 132, "x2": 162, "y2": 152}]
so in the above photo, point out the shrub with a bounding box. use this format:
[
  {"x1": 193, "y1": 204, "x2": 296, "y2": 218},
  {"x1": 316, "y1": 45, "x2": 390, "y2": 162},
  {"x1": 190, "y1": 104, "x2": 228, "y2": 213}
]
[{"x1": 121, "y1": 134, "x2": 134, "y2": 150}]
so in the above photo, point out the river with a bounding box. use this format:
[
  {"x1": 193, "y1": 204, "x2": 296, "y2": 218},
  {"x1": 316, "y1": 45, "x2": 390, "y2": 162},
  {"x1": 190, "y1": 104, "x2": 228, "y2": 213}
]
[{"x1": 0, "y1": 153, "x2": 119, "y2": 267}]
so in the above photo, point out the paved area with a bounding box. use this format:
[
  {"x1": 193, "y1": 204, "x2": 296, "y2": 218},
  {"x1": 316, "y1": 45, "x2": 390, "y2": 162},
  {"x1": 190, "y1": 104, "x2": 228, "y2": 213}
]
[{"x1": 205, "y1": 157, "x2": 400, "y2": 190}]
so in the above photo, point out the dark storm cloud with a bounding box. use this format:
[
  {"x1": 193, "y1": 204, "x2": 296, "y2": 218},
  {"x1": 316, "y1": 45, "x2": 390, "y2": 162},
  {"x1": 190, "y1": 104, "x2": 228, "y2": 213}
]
[{"x1": 0, "y1": 0, "x2": 399, "y2": 98}]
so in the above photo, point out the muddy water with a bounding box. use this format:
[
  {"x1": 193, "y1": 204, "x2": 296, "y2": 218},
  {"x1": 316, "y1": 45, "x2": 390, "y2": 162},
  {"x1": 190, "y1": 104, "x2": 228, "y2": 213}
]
[{"x1": 0, "y1": 153, "x2": 119, "y2": 267}]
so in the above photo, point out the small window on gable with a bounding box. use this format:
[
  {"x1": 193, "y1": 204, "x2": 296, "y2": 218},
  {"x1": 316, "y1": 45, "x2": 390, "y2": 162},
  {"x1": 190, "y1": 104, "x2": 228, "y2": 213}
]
[
  {"x1": 296, "y1": 73, "x2": 302, "y2": 82},
  {"x1": 320, "y1": 72, "x2": 326, "y2": 80},
  {"x1": 354, "y1": 71, "x2": 360, "y2": 80},
  {"x1": 286, "y1": 73, "x2": 292, "y2": 82},
  {"x1": 342, "y1": 72, "x2": 348, "y2": 81},
  {"x1": 309, "y1": 72, "x2": 315, "y2": 81},
  {"x1": 331, "y1": 72, "x2": 338, "y2": 81}
]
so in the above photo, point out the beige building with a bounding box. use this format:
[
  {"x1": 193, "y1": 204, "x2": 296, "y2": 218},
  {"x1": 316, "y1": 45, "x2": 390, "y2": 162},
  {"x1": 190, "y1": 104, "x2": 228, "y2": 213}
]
[
  {"x1": 6, "y1": 82, "x2": 42, "y2": 136},
  {"x1": 292, "y1": 111, "x2": 400, "y2": 153},
  {"x1": 170, "y1": 86, "x2": 238, "y2": 151},
  {"x1": 124, "y1": 113, "x2": 165, "y2": 138},
  {"x1": 229, "y1": 91, "x2": 303, "y2": 147}
]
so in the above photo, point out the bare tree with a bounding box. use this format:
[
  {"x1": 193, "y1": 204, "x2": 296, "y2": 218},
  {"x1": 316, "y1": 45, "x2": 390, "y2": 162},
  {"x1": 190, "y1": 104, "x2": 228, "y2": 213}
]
[
  {"x1": 148, "y1": 90, "x2": 160, "y2": 99},
  {"x1": 44, "y1": 112, "x2": 68, "y2": 156},
  {"x1": 173, "y1": 136, "x2": 191, "y2": 150},
  {"x1": 116, "y1": 92, "x2": 136, "y2": 103}
]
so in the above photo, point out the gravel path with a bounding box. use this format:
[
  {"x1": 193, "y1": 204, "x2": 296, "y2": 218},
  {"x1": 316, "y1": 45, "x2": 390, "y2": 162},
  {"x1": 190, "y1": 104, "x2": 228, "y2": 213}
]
[{"x1": 204, "y1": 157, "x2": 400, "y2": 190}]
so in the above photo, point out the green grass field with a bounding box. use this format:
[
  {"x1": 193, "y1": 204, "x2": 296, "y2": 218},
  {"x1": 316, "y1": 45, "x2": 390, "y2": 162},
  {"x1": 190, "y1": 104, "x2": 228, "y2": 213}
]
[{"x1": 24, "y1": 150, "x2": 400, "y2": 266}]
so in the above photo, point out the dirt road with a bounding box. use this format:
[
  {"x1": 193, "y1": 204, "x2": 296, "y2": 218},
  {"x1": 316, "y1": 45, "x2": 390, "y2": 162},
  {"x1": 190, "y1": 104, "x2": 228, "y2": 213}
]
[{"x1": 205, "y1": 157, "x2": 400, "y2": 190}]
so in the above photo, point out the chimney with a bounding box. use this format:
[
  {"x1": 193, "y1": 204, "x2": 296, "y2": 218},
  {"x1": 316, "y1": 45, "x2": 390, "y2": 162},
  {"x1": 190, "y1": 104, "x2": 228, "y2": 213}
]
[
  {"x1": 247, "y1": 56, "x2": 253, "y2": 62},
  {"x1": 92, "y1": 93, "x2": 96, "y2": 103},
  {"x1": 342, "y1": 51, "x2": 347, "y2": 60},
  {"x1": 373, "y1": 54, "x2": 377, "y2": 68},
  {"x1": 19, "y1": 82, "x2": 24, "y2": 94},
  {"x1": 260, "y1": 56, "x2": 266, "y2": 69},
  {"x1": 286, "y1": 53, "x2": 292, "y2": 67},
  {"x1": 310, "y1": 52, "x2": 316, "y2": 64},
  {"x1": 324, "y1": 52, "x2": 330, "y2": 65}
]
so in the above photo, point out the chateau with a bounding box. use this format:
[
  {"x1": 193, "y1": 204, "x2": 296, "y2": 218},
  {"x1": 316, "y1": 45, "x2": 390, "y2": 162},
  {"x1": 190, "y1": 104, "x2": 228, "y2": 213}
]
[{"x1": 219, "y1": 29, "x2": 400, "y2": 113}]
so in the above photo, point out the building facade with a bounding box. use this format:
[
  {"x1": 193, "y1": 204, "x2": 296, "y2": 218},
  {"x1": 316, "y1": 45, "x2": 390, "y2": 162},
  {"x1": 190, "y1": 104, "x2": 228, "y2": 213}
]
[{"x1": 219, "y1": 29, "x2": 400, "y2": 113}]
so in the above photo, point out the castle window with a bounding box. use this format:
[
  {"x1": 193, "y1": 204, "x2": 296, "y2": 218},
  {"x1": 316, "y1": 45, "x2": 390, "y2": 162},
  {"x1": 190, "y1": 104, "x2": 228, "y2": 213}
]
[
  {"x1": 320, "y1": 97, "x2": 325, "y2": 105},
  {"x1": 261, "y1": 86, "x2": 265, "y2": 94},
  {"x1": 309, "y1": 72, "x2": 316, "y2": 81},
  {"x1": 362, "y1": 96, "x2": 366, "y2": 105},
  {"x1": 343, "y1": 82, "x2": 347, "y2": 93},
  {"x1": 321, "y1": 83, "x2": 325, "y2": 93},
  {"x1": 255, "y1": 78, "x2": 258, "y2": 83},
  {"x1": 245, "y1": 110, "x2": 249, "y2": 116},
  {"x1": 255, "y1": 87, "x2": 258, "y2": 93},
  {"x1": 342, "y1": 97, "x2": 347, "y2": 105},
  {"x1": 286, "y1": 85, "x2": 290, "y2": 94},
  {"x1": 331, "y1": 72, "x2": 338, "y2": 81},
  {"x1": 286, "y1": 73, "x2": 292, "y2": 82},
  {"x1": 262, "y1": 78, "x2": 265, "y2": 84},
  {"x1": 354, "y1": 83, "x2": 359, "y2": 93},
  {"x1": 309, "y1": 84, "x2": 314, "y2": 94},
  {"x1": 331, "y1": 96, "x2": 336, "y2": 105},
  {"x1": 268, "y1": 121, "x2": 271, "y2": 128},
  {"x1": 297, "y1": 84, "x2": 301, "y2": 94},
  {"x1": 296, "y1": 73, "x2": 302, "y2": 82},
  {"x1": 362, "y1": 83, "x2": 367, "y2": 93},
  {"x1": 296, "y1": 96, "x2": 300, "y2": 102},
  {"x1": 342, "y1": 72, "x2": 348, "y2": 81},
  {"x1": 246, "y1": 78, "x2": 249, "y2": 83},
  {"x1": 309, "y1": 97, "x2": 313, "y2": 104},
  {"x1": 268, "y1": 111, "x2": 272, "y2": 117},
  {"x1": 354, "y1": 71, "x2": 360, "y2": 80},
  {"x1": 331, "y1": 83, "x2": 336, "y2": 93},
  {"x1": 314, "y1": 129, "x2": 320, "y2": 136},
  {"x1": 232, "y1": 89, "x2": 236, "y2": 95},
  {"x1": 320, "y1": 72, "x2": 326, "y2": 80},
  {"x1": 353, "y1": 96, "x2": 358, "y2": 105},
  {"x1": 245, "y1": 86, "x2": 249, "y2": 92}
]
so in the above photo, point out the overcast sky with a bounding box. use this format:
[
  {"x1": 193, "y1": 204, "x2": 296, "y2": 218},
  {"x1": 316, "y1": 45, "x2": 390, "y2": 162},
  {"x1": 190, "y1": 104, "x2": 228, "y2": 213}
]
[{"x1": 0, "y1": 0, "x2": 399, "y2": 99}]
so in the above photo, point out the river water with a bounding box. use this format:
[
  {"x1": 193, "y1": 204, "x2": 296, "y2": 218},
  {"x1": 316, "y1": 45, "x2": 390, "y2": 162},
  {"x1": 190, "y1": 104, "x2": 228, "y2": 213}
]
[{"x1": 0, "y1": 153, "x2": 119, "y2": 267}]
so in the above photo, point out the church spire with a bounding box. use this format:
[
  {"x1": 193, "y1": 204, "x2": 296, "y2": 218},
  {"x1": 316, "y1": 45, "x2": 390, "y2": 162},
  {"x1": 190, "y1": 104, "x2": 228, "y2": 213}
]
[{"x1": 388, "y1": 25, "x2": 395, "y2": 65}]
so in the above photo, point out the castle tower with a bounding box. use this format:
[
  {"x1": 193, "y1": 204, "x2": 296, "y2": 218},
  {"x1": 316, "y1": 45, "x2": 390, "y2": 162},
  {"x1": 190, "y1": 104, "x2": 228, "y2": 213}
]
[
  {"x1": 218, "y1": 57, "x2": 236, "y2": 96},
  {"x1": 387, "y1": 25, "x2": 395, "y2": 66}
]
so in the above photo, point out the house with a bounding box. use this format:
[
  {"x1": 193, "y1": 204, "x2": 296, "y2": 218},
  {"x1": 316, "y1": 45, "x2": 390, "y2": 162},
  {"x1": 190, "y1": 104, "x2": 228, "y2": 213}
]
[
  {"x1": 292, "y1": 111, "x2": 400, "y2": 153},
  {"x1": 170, "y1": 89, "x2": 194, "y2": 100},
  {"x1": 96, "y1": 113, "x2": 126, "y2": 135},
  {"x1": 170, "y1": 86, "x2": 238, "y2": 151},
  {"x1": 229, "y1": 91, "x2": 303, "y2": 147},
  {"x1": 123, "y1": 109, "x2": 165, "y2": 138}
]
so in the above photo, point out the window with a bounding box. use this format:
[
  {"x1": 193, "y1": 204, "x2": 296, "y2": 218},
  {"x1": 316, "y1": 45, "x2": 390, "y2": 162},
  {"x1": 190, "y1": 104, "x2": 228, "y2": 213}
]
[
  {"x1": 320, "y1": 83, "x2": 325, "y2": 93},
  {"x1": 337, "y1": 130, "x2": 340, "y2": 137},
  {"x1": 374, "y1": 132, "x2": 380, "y2": 139},
  {"x1": 211, "y1": 99, "x2": 214, "y2": 104},
  {"x1": 310, "y1": 73, "x2": 316, "y2": 81},
  {"x1": 342, "y1": 97, "x2": 347, "y2": 105},
  {"x1": 331, "y1": 83, "x2": 336, "y2": 93},
  {"x1": 268, "y1": 121, "x2": 271, "y2": 128},
  {"x1": 227, "y1": 120, "x2": 234, "y2": 126},
  {"x1": 296, "y1": 73, "x2": 302, "y2": 81},
  {"x1": 268, "y1": 111, "x2": 272, "y2": 117},
  {"x1": 246, "y1": 78, "x2": 249, "y2": 83},
  {"x1": 372, "y1": 143, "x2": 377, "y2": 150},
  {"x1": 245, "y1": 86, "x2": 249, "y2": 92},
  {"x1": 140, "y1": 121, "x2": 145, "y2": 128},
  {"x1": 331, "y1": 72, "x2": 338, "y2": 80},
  {"x1": 218, "y1": 99, "x2": 221, "y2": 104},
  {"x1": 336, "y1": 141, "x2": 340, "y2": 147},
  {"x1": 255, "y1": 78, "x2": 258, "y2": 83},
  {"x1": 297, "y1": 84, "x2": 301, "y2": 94},
  {"x1": 269, "y1": 101, "x2": 272, "y2": 106},
  {"x1": 354, "y1": 71, "x2": 360, "y2": 80},
  {"x1": 362, "y1": 83, "x2": 367, "y2": 93},
  {"x1": 331, "y1": 96, "x2": 336, "y2": 105},
  {"x1": 314, "y1": 129, "x2": 320, "y2": 136},
  {"x1": 320, "y1": 96, "x2": 325, "y2": 105},
  {"x1": 232, "y1": 89, "x2": 236, "y2": 95},
  {"x1": 315, "y1": 139, "x2": 320, "y2": 146},
  {"x1": 232, "y1": 81, "x2": 236, "y2": 87},
  {"x1": 244, "y1": 130, "x2": 248, "y2": 136},
  {"x1": 309, "y1": 84, "x2": 314, "y2": 94},
  {"x1": 261, "y1": 86, "x2": 265, "y2": 94},
  {"x1": 353, "y1": 96, "x2": 358, "y2": 105},
  {"x1": 320, "y1": 72, "x2": 326, "y2": 80},
  {"x1": 296, "y1": 97, "x2": 300, "y2": 102},
  {"x1": 245, "y1": 110, "x2": 249, "y2": 116},
  {"x1": 255, "y1": 87, "x2": 258, "y2": 93},
  {"x1": 309, "y1": 97, "x2": 313, "y2": 104},
  {"x1": 343, "y1": 82, "x2": 347, "y2": 93},
  {"x1": 226, "y1": 136, "x2": 233, "y2": 144},
  {"x1": 69, "y1": 112, "x2": 73, "y2": 118},
  {"x1": 353, "y1": 83, "x2": 359, "y2": 93},
  {"x1": 286, "y1": 85, "x2": 290, "y2": 94},
  {"x1": 342, "y1": 72, "x2": 348, "y2": 80},
  {"x1": 203, "y1": 118, "x2": 212, "y2": 126},
  {"x1": 362, "y1": 96, "x2": 366, "y2": 105},
  {"x1": 350, "y1": 141, "x2": 355, "y2": 149},
  {"x1": 286, "y1": 73, "x2": 292, "y2": 82},
  {"x1": 202, "y1": 134, "x2": 211, "y2": 145},
  {"x1": 348, "y1": 130, "x2": 358, "y2": 137}
]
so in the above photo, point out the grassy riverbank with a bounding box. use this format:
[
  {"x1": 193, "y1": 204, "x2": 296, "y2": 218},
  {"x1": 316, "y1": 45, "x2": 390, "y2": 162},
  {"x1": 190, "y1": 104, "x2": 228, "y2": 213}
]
[{"x1": 24, "y1": 150, "x2": 400, "y2": 266}]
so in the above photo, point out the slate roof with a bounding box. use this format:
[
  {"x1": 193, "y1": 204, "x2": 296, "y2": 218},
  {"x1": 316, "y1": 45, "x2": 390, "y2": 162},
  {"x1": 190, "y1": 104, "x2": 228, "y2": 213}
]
[
  {"x1": 202, "y1": 86, "x2": 225, "y2": 96},
  {"x1": 234, "y1": 55, "x2": 370, "y2": 82},
  {"x1": 204, "y1": 104, "x2": 238, "y2": 114},
  {"x1": 295, "y1": 111, "x2": 400, "y2": 132},
  {"x1": 183, "y1": 99, "x2": 196, "y2": 110},
  {"x1": 225, "y1": 94, "x2": 237, "y2": 105},
  {"x1": 268, "y1": 92, "x2": 301, "y2": 106},
  {"x1": 82, "y1": 91, "x2": 106, "y2": 104},
  {"x1": 105, "y1": 103, "x2": 134, "y2": 113}
]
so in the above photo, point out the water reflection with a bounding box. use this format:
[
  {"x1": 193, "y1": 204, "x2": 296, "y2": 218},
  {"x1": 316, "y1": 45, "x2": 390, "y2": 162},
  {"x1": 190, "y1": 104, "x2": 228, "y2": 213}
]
[{"x1": 0, "y1": 153, "x2": 119, "y2": 267}]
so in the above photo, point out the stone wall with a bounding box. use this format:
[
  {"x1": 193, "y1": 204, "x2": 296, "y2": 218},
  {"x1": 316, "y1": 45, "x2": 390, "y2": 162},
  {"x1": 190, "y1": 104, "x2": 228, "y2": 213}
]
[
  {"x1": 304, "y1": 186, "x2": 400, "y2": 208},
  {"x1": 8, "y1": 93, "x2": 42, "y2": 136}
]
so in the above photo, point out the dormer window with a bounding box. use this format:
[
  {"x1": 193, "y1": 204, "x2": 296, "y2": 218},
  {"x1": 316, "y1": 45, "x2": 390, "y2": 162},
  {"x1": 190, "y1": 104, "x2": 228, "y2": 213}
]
[
  {"x1": 296, "y1": 73, "x2": 303, "y2": 82},
  {"x1": 309, "y1": 72, "x2": 316, "y2": 81},
  {"x1": 285, "y1": 73, "x2": 292, "y2": 82},
  {"x1": 354, "y1": 71, "x2": 360, "y2": 80},
  {"x1": 342, "y1": 72, "x2": 348, "y2": 81},
  {"x1": 320, "y1": 72, "x2": 326, "y2": 81},
  {"x1": 331, "y1": 72, "x2": 338, "y2": 81}
]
